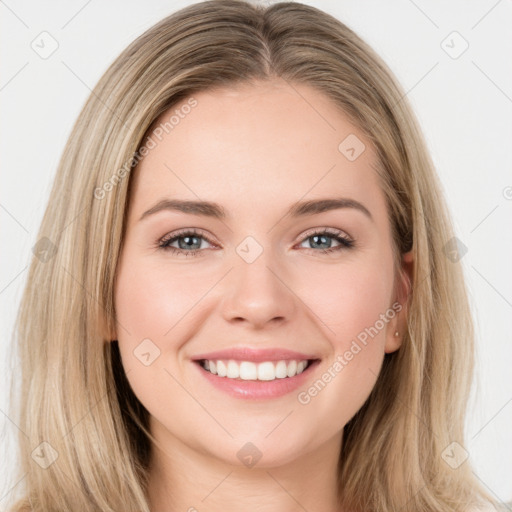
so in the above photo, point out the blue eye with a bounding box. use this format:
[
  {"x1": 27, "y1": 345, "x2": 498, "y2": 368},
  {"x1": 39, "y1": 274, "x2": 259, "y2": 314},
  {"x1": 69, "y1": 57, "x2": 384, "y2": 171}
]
[
  {"x1": 158, "y1": 228, "x2": 210, "y2": 256},
  {"x1": 299, "y1": 229, "x2": 354, "y2": 253},
  {"x1": 157, "y1": 228, "x2": 354, "y2": 257}
]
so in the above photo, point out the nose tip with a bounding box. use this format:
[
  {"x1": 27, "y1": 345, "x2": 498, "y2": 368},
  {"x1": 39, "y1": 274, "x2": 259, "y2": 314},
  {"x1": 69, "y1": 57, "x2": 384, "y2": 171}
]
[{"x1": 221, "y1": 255, "x2": 295, "y2": 329}]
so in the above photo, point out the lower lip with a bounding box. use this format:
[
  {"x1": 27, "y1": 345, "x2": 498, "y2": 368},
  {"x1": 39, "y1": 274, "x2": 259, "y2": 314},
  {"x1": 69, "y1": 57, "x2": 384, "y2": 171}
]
[{"x1": 193, "y1": 360, "x2": 320, "y2": 400}]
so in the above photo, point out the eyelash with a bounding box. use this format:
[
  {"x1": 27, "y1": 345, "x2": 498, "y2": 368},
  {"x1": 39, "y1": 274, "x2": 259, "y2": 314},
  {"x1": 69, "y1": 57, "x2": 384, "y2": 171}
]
[{"x1": 157, "y1": 227, "x2": 354, "y2": 257}]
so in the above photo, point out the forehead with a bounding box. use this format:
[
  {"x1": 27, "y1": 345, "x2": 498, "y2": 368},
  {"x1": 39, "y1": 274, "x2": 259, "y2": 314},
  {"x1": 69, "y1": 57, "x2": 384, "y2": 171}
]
[{"x1": 129, "y1": 79, "x2": 387, "y2": 222}]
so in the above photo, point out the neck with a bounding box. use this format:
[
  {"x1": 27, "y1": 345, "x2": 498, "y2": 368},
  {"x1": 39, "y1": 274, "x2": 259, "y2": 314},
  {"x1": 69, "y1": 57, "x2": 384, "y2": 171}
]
[{"x1": 147, "y1": 424, "x2": 343, "y2": 512}]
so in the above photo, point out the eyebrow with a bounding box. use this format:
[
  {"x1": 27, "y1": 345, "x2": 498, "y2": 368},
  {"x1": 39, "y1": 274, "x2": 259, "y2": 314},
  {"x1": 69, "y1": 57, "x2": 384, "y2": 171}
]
[{"x1": 139, "y1": 197, "x2": 373, "y2": 222}]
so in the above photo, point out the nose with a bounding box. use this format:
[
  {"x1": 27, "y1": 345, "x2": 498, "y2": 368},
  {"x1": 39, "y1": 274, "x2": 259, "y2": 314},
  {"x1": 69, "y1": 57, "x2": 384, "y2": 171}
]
[{"x1": 220, "y1": 248, "x2": 297, "y2": 330}]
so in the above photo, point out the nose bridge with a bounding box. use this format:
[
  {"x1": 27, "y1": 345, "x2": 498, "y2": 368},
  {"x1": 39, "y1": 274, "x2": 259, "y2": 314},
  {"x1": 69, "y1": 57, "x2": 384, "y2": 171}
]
[{"x1": 221, "y1": 237, "x2": 296, "y2": 327}]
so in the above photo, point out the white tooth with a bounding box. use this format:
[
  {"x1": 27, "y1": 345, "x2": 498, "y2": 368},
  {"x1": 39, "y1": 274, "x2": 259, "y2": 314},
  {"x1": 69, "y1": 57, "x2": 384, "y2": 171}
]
[
  {"x1": 227, "y1": 360, "x2": 239, "y2": 378},
  {"x1": 239, "y1": 361, "x2": 257, "y2": 380},
  {"x1": 257, "y1": 361, "x2": 276, "y2": 381},
  {"x1": 275, "y1": 360, "x2": 288, "y2": 379},
  {"x1": 216, "y1": 360, "x2": 227, "y2": 377},
  {"x1": 205, "y1": 359, "x2": 310, "y2": 379},
  {"x1": 287, "y1": 360, "x2": 297, "y2": 377},
  {"x1": 296, "y1": 361, "x2": 306, "y2": 374}
]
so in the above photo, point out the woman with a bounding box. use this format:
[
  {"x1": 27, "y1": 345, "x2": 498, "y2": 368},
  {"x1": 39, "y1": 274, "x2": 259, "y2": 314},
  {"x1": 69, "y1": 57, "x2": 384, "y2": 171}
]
[{"x1": 8, "y1": 0, "x2": 501, "y2": 510}]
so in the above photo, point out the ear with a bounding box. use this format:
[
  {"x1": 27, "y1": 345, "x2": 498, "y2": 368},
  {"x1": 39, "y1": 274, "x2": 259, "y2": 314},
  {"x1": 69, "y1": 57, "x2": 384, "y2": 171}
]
[{"x1": 384, "y1": 250, "x2": 414, "y2": 354}]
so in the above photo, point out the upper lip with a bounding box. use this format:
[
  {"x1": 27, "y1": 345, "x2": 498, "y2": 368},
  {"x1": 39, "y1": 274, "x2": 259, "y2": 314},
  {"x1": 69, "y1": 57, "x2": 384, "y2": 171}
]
[{"x1": 191, "y1": 347, "x2": 319, "y2": 363}]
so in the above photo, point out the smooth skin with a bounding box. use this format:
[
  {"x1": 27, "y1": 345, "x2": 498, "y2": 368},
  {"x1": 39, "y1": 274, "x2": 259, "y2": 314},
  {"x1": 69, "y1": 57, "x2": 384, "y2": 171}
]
[{"x1": 114, "y1": 78, "x2": 413, "y2": 512}]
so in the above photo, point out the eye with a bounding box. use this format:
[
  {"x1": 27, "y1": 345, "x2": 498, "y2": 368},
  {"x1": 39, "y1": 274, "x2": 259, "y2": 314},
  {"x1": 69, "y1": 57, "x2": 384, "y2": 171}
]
[
  {"x1": 157, "y1": 227, "x2": 354, "y2": 257},
  {"x1": 158, "y1": 228, "x2": 215, "y2": 257},
  {"x1": 297, "y1": 228, "x2": 354, "y2": 254}
]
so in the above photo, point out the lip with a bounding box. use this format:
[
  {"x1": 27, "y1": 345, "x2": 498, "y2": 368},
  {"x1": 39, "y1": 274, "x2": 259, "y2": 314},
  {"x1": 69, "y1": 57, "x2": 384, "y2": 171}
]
[
  {"x1": 191, "y1": 348, "x2": 321, "y2": 400},
  {"x1": 191, "y1": 347, "x2": 318, "y2": 363}
]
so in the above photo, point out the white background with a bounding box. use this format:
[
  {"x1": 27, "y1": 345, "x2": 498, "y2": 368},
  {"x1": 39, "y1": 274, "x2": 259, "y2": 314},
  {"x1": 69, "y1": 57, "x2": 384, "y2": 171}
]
[{"x1": 1, "y1": 0, "x2": 511, "y2": 507}]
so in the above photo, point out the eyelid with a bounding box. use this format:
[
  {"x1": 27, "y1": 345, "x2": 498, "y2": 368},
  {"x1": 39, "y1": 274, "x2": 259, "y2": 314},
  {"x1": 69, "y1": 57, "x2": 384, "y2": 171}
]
[
  {"x1": 159, "y1": 227, "x2": 217, "y2": 245},
  {"x1": 157, "y1": 226, "x2": 355, "y2": 257},
  {"x1": 299, "y1": 226, "x2": 352, "y2": 241},
  {"x1": 158, "y1": 226, "x2": 352, "y2": 247}
]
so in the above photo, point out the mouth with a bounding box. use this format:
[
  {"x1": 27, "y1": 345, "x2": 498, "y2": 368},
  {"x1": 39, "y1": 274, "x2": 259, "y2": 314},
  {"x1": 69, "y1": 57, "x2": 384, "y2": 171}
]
[
  {"x1": 192, "y1": 356, "x2": 321, "y2": 400},
  {"x1": 191, "y1": 347, "x2": 321, "y2": 399},
  {"x1": 196, "y1": 358, "x2": 318, "y2": 381}
]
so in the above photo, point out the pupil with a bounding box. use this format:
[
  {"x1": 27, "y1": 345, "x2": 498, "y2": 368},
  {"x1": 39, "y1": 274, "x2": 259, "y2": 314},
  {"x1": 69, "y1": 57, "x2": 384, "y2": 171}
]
[
  {"x1": 180, "y1": 236, "x2": 200, "y2": 250},
  {"x1": 312, "y1": 235, "x2": 330, "y2": 249}
]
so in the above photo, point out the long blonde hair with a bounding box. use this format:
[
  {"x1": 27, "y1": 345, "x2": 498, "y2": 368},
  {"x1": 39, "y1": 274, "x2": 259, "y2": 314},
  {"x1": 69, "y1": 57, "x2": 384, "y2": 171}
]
[{"x1": 8, "y1": 0, "x2": 498, "y2": 510}]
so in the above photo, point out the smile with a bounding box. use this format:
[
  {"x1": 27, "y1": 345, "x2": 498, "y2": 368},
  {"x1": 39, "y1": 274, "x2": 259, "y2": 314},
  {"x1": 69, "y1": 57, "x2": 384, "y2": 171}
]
[
  {"x1": 193, "y1": 358, "x2": 320, "y2": 400},
  {"x1": 199, "y1": 359, "x2": 311, "y2": 381}
]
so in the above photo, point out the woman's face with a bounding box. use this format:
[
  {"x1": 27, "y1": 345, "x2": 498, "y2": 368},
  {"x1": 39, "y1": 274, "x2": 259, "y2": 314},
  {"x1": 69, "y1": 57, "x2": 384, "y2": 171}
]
[{"x1": 114, "y1": 79, "x2": 410, "y2": 467}]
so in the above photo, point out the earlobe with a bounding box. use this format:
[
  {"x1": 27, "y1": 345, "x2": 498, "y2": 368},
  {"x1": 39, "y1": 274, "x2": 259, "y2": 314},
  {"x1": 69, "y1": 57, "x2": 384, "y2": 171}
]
[
  {"x1": 384, "y1": 328, "x2": 402, "y2": 354},
  {"x1": 384, "y1": 250, "x2": 414, "y2": 354}
]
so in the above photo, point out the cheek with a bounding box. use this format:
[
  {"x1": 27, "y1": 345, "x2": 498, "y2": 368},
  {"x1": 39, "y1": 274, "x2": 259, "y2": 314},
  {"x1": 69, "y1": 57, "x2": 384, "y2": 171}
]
[
  {"x1": 114, "y1": 253, "x2": 174, "y2": 381},
  {"x1": 294, "y1": 258, "x2": 395, "y2": 426},
  {"x1": 115, "y1": 254, "x2": 208, "y2": 344},
  {"x1": 298, "y1": 254, "x2": 395, "y2": 351},
  {"x1": 114, "y1": 252, "x2": 221, "y2": 404},
  {"x1": 113, "y1": 254, "x2": 205, "y2": 423}
]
